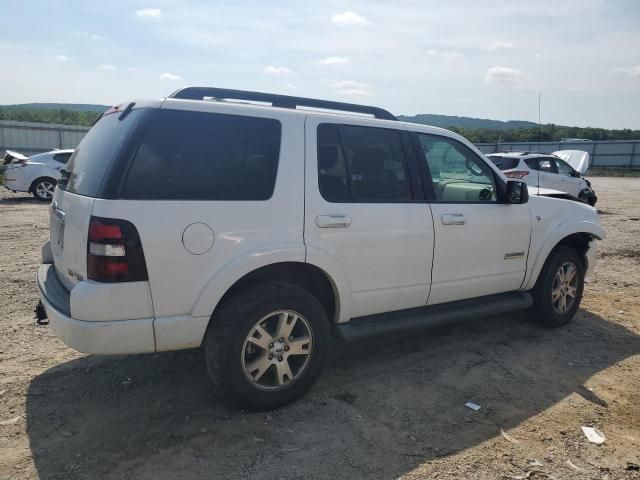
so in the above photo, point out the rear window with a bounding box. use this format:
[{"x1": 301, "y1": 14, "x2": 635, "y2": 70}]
[
  {"x1": 61, "y1": 109, "x2": 146, "y2": 196},
  {"x1": 488, "y1": 156, "x2": 520, "y2": 170},
  {"x1": 121, "y1": 109, "x2": 281, "y2": 200}
]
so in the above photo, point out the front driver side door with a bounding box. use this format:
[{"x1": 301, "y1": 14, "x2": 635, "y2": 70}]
[{"x1": 414, "y1": 132, "x2": 531, "y2": 305}]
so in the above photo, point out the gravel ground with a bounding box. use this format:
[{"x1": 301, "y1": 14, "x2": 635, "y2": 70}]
[{"x1": 0, "y1": 177, "x2": 639, "y2": 480}]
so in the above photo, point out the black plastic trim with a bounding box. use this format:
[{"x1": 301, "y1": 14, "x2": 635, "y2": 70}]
[
  {"x1": 36, "y1": 264, "x2": 71, "y2": 317},
  {"x1": 336, "y1": 291, "x2": 533, "y2": 342},
  {"x1": 169, "y1": 87, "x2": 397, "y2": 121}
]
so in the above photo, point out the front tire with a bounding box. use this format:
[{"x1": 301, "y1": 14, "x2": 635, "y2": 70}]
[
  {"x1": 530, "y1": 246, "x2": 585, "y2": 327},
  {"x1": 203, "y1": 281, "x2": 330, "y2": 410},
  {"x1": 31, "y1": 177, "x2": 56, "y2": 202}
]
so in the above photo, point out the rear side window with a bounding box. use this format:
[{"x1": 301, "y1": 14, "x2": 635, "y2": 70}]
[
  {"x1": 53, "y1": 152, "x2": 72, "y2": 164},
  {"x1": 488, "y1": 156, "x2": 520, "y2": 170},
  {"x1": 62, "y1": 109, "x2": 146, "y2": 196},
  {"x1": 122, "y1": 109, "x2": 281, "y2": 200},
  {"x1": 525, "y1": 158, "x2": 555, "y2": 173},
  {"x1": 317, "y1": 123, "x2": 412, "y2": 203}
]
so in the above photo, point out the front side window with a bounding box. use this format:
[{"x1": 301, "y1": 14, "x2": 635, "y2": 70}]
[
  {"x1": 555, "y1": 159, "x2": 574, "y2": 176},
  {"x1": 417, "y1": 134, "x2": 497, "y2": 203},
  {"x1": 317, "y1": 123, "x2": 412, "y2": 203},
  {"x1": 122, "y1": 109, "x2": 281, "y2": 200}
]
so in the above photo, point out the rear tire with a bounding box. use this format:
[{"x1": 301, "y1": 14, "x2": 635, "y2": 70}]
[
  {"x1": 31, "y1": 177, "x2": 56, "y2": 202},
  {"x1": 530, "y1": 246, "x2": 585, "y2": 327},
  {"x1": 203, "y1": 281, "x2": 330, "y2": 410}
]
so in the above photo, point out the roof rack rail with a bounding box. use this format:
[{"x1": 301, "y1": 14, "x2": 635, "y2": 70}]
[{"x1": 168, "y1": 87, "x2": 397, "y2": 121}]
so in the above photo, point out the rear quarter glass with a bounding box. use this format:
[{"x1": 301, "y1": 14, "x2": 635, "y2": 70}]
[
  {"x1": 60, "y1": 108, "x2": 153, "y2": 198},
  {"x1": 488, "y1": 156, "x2": 521, "y2": 171}
]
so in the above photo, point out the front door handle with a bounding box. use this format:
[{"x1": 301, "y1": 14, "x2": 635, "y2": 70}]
[
  {"x1": 316, "y1": 215, "x2": 351, "y2": 228},
  {"x1": 441, "y1": 213, "x2": 466, "y2": 225}
]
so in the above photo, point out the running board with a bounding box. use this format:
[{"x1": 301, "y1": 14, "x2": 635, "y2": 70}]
[{"x1": 336, "y1": 291, "x2": 533, "y2": 342}]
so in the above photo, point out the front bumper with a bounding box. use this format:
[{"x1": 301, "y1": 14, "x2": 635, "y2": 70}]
[{"x1": 36, "y1": 264, "x2": 156, "y2": 354}]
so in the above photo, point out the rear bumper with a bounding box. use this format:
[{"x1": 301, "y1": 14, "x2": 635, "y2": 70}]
[{"x1": 36, "y1": 264, "x2": 156, "y2": 354}]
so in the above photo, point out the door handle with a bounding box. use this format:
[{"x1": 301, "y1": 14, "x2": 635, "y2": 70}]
[
  {"x1": 316, "y1": 215, "x2": 351, "y2": 228},
  {"x1": 51, "y1": 202, "x2": 66, "y2": 223},
  {"x1": 441, "y1": 213, "x2": 466, "y2": 225}
]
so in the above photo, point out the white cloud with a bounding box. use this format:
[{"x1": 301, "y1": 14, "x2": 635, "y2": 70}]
[
  {"x1": 159, "y1": 72, "x2": 183, "y2": 81},
  {"x1": 91, "y1": 34, "x2": 105, "y2": 41},
  {"x1": 331, "y1": 11, "x2": 370, "y2": 27},
  {"x1": 97, "y1": 64, "x2": 117, "y2": 72},
  {"x1": 330, "y1": 79, "x2": 372, "y2": 96},
  {"x1": 426, "y1": 48, "x2": 464, "y2": 59},
  {"x1": 54, "y1": 54, "x2": 73, "y2": 62},
  {"x1": 484, "y1": 66, "x2": 526, "y2": 84},
  {"x1": 136, "y1": 8, "x2": 162, "y2": 19},
  {"x1": 488, "y1": 40, "x2": 514, "y2": 51},
  {"x1": 263, "y1": 65, "x2": 293, "y2": 76},
  {"x1": 286, "y1": 84, "x2": 298, "y2": 90},
  {"x1": 319, "y1": 56, "x2": 349, "y2": 65},
  {"x1": 610, "y1": 65, "x2": 640, "y2": 77}
]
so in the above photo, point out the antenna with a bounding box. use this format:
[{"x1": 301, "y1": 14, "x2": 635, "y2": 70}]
[{"x1": 537, "y1": 93, "x2": 542, "y2": 196}]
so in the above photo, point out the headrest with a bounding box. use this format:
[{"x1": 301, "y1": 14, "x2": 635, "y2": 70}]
[
  {"x1": 351, "y1": 147, "x2": 386, "y2": 175},
  {"x1": 318, "y1": 145, "x2": 339, "y2": 170}
]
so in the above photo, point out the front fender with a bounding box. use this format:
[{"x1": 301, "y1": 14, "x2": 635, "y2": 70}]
[
  {"x1": 522, "y1": 220, "x2": 605, "y2": 290},
  {"x1": 190, "y1": 244, "x2": 305, "y2": 318}
]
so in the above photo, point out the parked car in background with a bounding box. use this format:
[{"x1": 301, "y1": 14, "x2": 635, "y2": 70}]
[
  {"x1": 2, "y1": 149, "x2": 74, "y2": 201},
  {"x1": 486, "y1": 151, "x2": 597, "y2": 205}
]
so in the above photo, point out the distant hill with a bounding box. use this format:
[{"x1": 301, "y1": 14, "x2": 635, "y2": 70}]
[
  {"x1": 1, "y1": 103, "x2": 110, "y2": 113},
  {"x1": 397, "y1": 114, "x2": 540, "y2": 130},
  {"x1": 0, "y1": 103, "x2": 637, "y2": 141}
]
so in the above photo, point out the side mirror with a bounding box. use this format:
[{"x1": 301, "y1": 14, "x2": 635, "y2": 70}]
[{"x1": 505, "y1": 180, "x2": 529, "y2": 204}]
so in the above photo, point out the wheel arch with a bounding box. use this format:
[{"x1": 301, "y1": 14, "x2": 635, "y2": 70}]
[
  {"x1": 191, "y1": 247, "x2": 349, "y2": 334},
  {"x1": 523, "y1": 221, "x2": 604, "y2": 290}
]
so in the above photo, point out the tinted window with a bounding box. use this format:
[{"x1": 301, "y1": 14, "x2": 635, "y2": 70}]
[
  {"x1": 488, "y1": 156, "x2": 520, "y2": 170},
  {"x1": 317, "y1": 124, "x2": 412, "y2": 202},
  {"x1": 122, "y1": 110, "x2": 281, "y2": 200},
  {"x1": 62, "y1": 109, "x2": 145, "y2": 196},
  {"x1": 53, "y1": 152, "x2": 72, "y2": 164},
  {"x1": 525, "y1": 158, "x2": 555, "y2": 173},
  {"x1": 417, "y1": 134, "x2": 497, "y2": 203}
]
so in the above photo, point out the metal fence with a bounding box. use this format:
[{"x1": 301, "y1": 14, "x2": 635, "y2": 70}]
[
  {"x1": 2, "y1": 119, "x2": 639, "y2": 168},
  {"x1": 476, "y1": 140, "x2": 640, "y2": 168},
  {"x1": 0, "y1": 120, "x2": 90, "y2": 156}
]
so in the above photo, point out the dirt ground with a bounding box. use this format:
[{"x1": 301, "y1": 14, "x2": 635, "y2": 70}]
[{"x1": 0, "y1": 177, "x2": 639, "y2": 480}]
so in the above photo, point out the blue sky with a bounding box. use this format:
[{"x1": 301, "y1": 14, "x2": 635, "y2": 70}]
[{"x1": 1, "y1": 0, "x2": 639, "y2": 128}]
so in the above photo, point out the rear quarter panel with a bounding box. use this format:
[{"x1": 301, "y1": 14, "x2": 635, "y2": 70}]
[{"x1": 91, "y1": 102, "x2": 307, "y2": 319}]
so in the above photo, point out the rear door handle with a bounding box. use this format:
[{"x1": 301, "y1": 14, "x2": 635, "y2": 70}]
[
  {"x1": 51, "y1": 202, "x2": 66, "y2": 223},
  {"x1": 316, "y1": 215, "x2": 351, "y2": 228},
  {"x1": 441, "y1": 213, "x2": 466, "y2": 225}
]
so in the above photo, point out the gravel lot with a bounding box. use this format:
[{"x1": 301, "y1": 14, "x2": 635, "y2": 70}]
[{"x1": 1, "y1": 177, "x2": 639, "y2": 480}]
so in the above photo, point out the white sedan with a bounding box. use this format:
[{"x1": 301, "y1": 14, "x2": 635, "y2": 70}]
[
  {"x1": 487, "y1": 150, "x2": 597, "y2": 205},
  {"x1": 2, "y1": 149, "x2": 73, "y2": 201}
]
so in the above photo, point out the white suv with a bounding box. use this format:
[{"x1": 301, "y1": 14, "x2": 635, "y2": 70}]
[{"x1": 36, "y1": 88, "x2": 604, "y2": 410}]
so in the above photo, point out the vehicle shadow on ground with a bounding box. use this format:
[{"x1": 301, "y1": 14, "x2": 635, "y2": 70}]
[
  {"x1": 0, "y1": 196, "x2": 38, "y2": 205},
  {"x1": 26, "y1": 309, "x2": 640, "y2": 480}
]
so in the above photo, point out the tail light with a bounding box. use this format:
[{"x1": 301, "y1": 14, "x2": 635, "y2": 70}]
[
  {"x1": 505, "y1": 170, "x2": 530, "y2": 179},
  {"x1": 87, "y1": 216, "x2": 148, "y2": 282}
]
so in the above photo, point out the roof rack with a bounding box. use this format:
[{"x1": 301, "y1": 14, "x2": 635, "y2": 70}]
[{"x1": 168, "y1": 87, "x2": 397, "y2": 121}]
